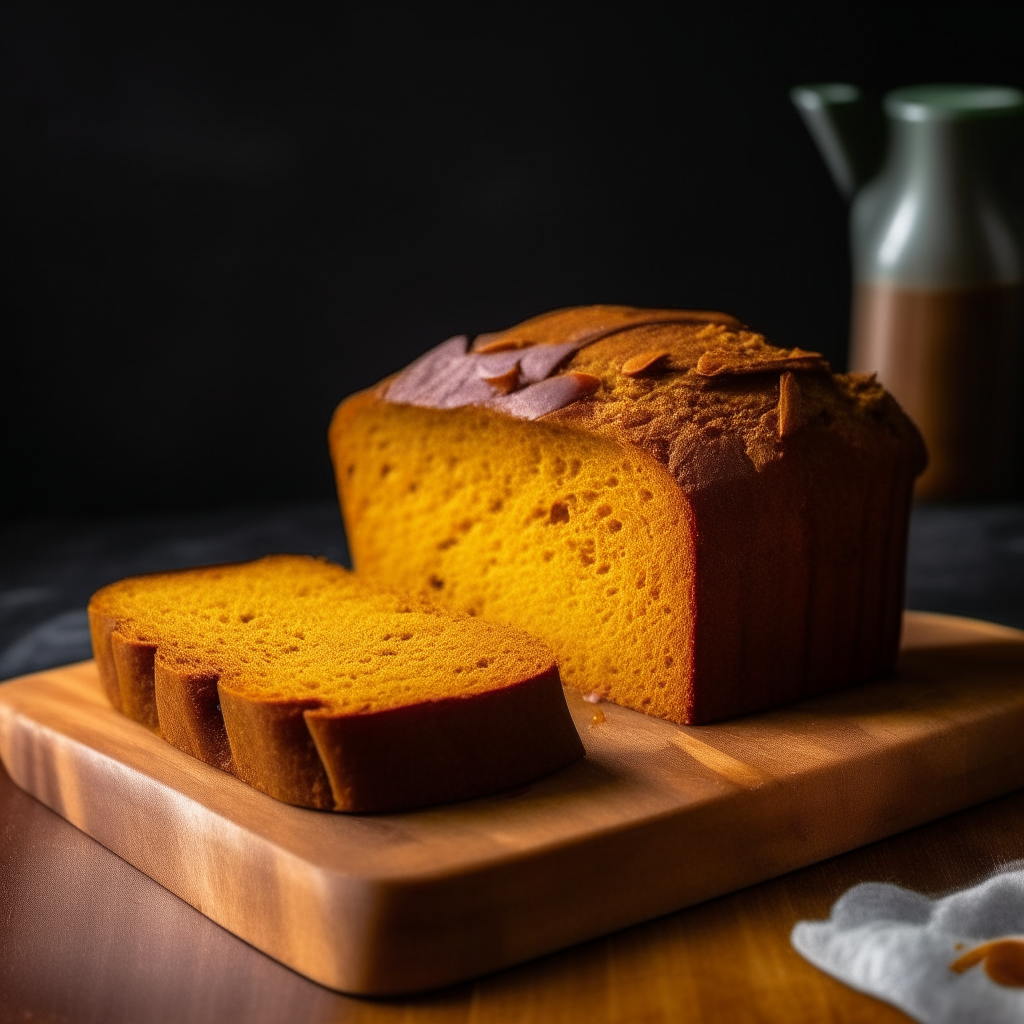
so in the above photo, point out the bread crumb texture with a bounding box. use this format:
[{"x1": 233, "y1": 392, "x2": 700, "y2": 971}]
[
  {"x1": 88, "y1": 556, "x2": 583, "y2": 812},
  {"x1": 94, "y1": 556, "x2": 550, "y2": 709},
  {"x1": 334, "y1": 406, "x2": 691, "y2": 721},
  {"x1": 331, "y1": 305, "x2": 927, "y2": 725}
]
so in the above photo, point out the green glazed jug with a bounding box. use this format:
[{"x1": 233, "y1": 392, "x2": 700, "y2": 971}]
[{"x1": 792, "y1": 84, "x2": 1024, "y2": 499}]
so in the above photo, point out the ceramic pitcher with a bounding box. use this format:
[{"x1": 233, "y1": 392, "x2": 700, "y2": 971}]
[{"x1": 792, "y1": 84, "x2": 1024, "y2": 499}]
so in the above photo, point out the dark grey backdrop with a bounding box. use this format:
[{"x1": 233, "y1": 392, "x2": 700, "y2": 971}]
[{"x1": 3, "y1": 3, "x2": 1023, "y2": 518}]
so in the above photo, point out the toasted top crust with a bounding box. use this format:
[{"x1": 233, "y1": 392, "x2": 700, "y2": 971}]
[
  {"x1": 471, "y1": 304, "x2": 741, "y2": 352},
  {"x1": 382, "y1": 305, "x2": 928, "y2": 493},
  {"x1": 89, "y1": 555, "x2": 558, "y2": 715},
  {"x1": 551, "y1": 319, "x2": 927, "y2": 491}
]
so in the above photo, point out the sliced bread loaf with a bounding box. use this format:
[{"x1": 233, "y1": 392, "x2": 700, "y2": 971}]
[
  {"x1": 330, "y1": 305, "x2": 927, "y2": 725},
  {"x1": 88, "y1": 555, "x2": 584, "y2": 812}
]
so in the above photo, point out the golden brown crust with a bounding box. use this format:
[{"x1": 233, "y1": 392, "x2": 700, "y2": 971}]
[
  {"x1": 87, "y1": 608, "x2": 123, "y2": 713},
  {"x1": 472, "y1": 304, "x2": 741, "y2": 352},
  {"x1": 547, "y1": 321, "x2": 927, "y2": 493},
  {"x1": 305, "y1": 667, "x2": 573, "y2": 813},
  {"x1": 154, "y1": 661, "x2": 233, "y2": 772},
  {"x1": 219, "y1": 686, "x2": 336, "y2": 809},
  {"x1": 111, "y1": 633, "x2": 159, "y2": 730},
  {"x1": 88, "y1": 557, "x2": 585, "y2": 811}
]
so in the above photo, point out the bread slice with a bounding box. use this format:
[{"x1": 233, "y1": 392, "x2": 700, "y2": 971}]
[
  {"x1": 329, "y1": 305, "x2": 927, "y2": 725},
  {"x1": 88, "y1": 555, "x2": 584, "y2": 812}
]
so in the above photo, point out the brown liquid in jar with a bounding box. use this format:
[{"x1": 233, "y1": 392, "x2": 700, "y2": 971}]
[{"x1": 851, "y1": 282, "x2": 1023, "y2": 500}]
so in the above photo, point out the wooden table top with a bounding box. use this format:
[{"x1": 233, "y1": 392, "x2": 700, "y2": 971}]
[{"x1": 4, "y1": 751, "x2": 1024, "y2": 1024}]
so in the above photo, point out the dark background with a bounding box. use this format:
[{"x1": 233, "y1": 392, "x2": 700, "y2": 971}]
[{"x1": 4, "y1": 3, "x2": 1024, "y2": 520}]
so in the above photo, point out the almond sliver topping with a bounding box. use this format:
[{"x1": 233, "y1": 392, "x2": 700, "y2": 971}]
[
  {"x1": 695, "y1": 347, "x2": 829, "y2": 377},
  {"x1": 482, "y1": 365, "x2": 521, "y2": 395},
  {"x1": 474, "y1": 334, "x2": 539, "y2": 353},
  {"x1": 621, "y1": 350, "x2": 671, "y2": 377}
]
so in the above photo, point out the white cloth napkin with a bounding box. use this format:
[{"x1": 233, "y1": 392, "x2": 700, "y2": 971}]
[{"x1": 792, "y1": 867, "x2": 1024, "y2": 1023}]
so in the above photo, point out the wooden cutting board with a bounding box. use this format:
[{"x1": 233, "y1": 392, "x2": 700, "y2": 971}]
[{"x1": 2, "y1": 610, "x2": 1024, "y2": 997}]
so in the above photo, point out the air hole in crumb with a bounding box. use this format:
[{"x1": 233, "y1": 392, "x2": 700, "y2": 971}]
[
  {"x1": 476, "y1": 658, "x2": 490, "y2": 668},
  {"x1": 595, "y1": 504, "x2": 612, "y2": 518},
  {"x1": 665, "y1": 655, "x2": 674, "y2": 667},
  {"x1": 239, "y1": 613, "x2": 255, "y2": 623},
  {"x1": 428, "y1": 575, "x2": 445, "y2": 589},
  {"x1": 597, "y1": 563, "x2": 611, "y2": 574},
  {"x1": 548, "y1": 501, "x2": 570, "y2": 525},
  {"x1": 608, "y1": 520, "x2": 622, "y2": 532}
]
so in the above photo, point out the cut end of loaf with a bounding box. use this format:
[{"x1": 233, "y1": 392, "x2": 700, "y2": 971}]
[{"x1": 331, "y1": 401, "x2": 696, "y2": 723}]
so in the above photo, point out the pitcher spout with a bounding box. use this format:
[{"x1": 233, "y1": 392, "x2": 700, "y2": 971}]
[{"x1": 791, "y1": 84, "x2": 884, "y2": 201}]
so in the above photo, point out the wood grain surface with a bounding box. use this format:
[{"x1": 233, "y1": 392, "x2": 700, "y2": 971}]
[
  {"x1": 2, "y1": 610, "x2": 1024, "y2": 998},
  {"x1": 7, "y1": 755, "x2": 1024, "y2": 1024}
]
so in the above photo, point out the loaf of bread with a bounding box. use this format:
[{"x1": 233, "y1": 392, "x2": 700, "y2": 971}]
[
  {"x1": 88, "y1": 555, "x2": 584, "y2": 812},
  {"x1": 329, "y1": 305, "x2": 927, "y2": 725}
]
